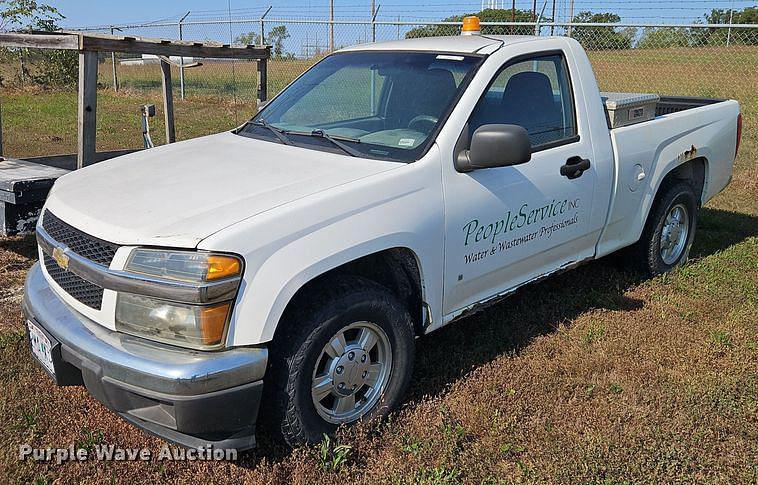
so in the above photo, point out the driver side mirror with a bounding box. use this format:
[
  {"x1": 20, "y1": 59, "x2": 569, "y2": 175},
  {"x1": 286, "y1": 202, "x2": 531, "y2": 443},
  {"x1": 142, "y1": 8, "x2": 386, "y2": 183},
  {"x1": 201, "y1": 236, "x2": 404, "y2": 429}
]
[{"x1": 455, "y1": 124, "x2": 531, "y2": 172}]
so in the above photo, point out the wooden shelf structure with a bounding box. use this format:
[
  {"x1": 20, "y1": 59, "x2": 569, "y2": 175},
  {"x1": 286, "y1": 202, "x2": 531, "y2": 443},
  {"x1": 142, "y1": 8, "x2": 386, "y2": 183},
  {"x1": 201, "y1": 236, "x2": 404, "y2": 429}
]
[
  {"x1": 0, "y1": 30, "x2": 271, "y2": 169},
  {"x1": 0, "y1": 31, "x2": 270, "y2": 235}
]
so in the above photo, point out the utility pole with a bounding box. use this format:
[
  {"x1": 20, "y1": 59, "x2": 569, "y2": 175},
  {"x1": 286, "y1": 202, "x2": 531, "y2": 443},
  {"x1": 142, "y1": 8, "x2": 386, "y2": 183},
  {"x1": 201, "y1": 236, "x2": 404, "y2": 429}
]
[
  {"x1": 532, "y1": 0, "x2": 537, "y2": 21},
  {"x1": 568, "y1": 0, "x2": 575, "y2": 37},
  {"x1": 329, "y1": 0, "x2": 335, "y2": 52}
]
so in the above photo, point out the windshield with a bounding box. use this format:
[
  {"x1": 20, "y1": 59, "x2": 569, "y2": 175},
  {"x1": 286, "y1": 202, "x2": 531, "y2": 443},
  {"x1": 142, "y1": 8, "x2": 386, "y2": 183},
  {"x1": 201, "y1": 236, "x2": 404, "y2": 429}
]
[{"x1": 238, "y1": 51, "x2": 483, "y2": 162}]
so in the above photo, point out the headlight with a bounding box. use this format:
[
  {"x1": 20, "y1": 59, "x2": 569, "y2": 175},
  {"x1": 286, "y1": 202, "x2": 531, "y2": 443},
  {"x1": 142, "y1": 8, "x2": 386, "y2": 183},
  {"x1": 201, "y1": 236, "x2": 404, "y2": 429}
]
[
  {"x1": 116, "y1": 293, "x2": 231, "y2": 350},
  {"x1": 126, "y1": 249, "x2": 242, "y2": 282},
  {"x1": 116, "y1": 249, "x2": 243, "y2": 350}
]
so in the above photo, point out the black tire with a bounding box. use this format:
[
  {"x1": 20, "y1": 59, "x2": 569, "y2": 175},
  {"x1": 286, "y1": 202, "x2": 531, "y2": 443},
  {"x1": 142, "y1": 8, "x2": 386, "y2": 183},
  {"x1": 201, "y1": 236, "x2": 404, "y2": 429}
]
[
  {"x1": 264, "y1": 275, "x2": 415, "y2": 447},
  {"x1": 634, "y1": 180, "x2": 698, "y2": 275}
]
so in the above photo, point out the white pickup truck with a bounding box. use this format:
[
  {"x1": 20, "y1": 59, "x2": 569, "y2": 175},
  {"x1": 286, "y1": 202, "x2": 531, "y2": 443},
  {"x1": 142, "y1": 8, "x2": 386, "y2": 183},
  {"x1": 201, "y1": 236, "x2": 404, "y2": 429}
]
[{"x1": 23, "y1": 25, "x2": 742, "y2": 450}]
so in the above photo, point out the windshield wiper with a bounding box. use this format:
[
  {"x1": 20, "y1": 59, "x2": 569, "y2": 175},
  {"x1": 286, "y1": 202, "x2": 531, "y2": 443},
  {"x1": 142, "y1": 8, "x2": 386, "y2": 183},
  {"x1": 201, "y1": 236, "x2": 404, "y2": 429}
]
[
  {"x1": 251, "y1": 119, "x2": 293, "y2": 146},
  {"x1": 298, "y1": 129, "x2": 364, "y2": 158},
  {"x1": 249, "y1": 122, "x2": 364, "y2": 157}
]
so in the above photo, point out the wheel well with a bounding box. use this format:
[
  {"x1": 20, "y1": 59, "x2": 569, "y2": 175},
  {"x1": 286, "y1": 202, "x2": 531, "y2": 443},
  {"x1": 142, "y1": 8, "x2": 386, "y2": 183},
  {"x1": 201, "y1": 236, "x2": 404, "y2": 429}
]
[
  {"x1": 661, "y1": 157, "x2": 707, "y2": 206},
  {"x1": 278, "y1": 248, "x2": 426, "y2": 337}
]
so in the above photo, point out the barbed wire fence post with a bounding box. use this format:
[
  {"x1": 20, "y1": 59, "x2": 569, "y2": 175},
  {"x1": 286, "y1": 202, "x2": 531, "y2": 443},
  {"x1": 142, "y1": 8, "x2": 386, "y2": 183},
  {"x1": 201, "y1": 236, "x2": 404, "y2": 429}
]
[
  {"x1": 110, "y1": 26, "x2": 118, "y2": 92},
  {"x1": 371, "y1": 2, "x2": 379, "y2": 43},
  {"x1": 329, "y1": 0, "x2": 335, "y2": 52},
  {"x1": 178, "y1": 11, "x2": 190, "y2": 100},
  {"x1": 260, "y1": 5, "x2": 272, "y2": 47}
]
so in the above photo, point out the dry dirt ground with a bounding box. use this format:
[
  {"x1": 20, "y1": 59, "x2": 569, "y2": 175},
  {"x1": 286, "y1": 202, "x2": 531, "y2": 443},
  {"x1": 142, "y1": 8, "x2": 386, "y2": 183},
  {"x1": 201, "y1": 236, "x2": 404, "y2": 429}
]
[{"x1": 0, "y1": 87, "x2": 755, "y2": 482}]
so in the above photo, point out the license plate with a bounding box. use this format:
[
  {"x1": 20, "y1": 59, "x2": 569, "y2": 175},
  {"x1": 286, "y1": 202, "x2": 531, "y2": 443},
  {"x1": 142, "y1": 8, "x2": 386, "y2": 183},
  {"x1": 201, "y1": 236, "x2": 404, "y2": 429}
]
[{"x1": 27, "y1": 321, "x2": 55, "y2": 377}]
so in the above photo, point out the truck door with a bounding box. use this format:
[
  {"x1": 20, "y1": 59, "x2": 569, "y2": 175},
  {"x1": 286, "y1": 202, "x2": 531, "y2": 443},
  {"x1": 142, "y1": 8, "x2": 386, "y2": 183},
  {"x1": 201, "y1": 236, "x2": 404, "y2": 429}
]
[{"x1": 442, "y1": 51, "x2": 599, "y2": 316}]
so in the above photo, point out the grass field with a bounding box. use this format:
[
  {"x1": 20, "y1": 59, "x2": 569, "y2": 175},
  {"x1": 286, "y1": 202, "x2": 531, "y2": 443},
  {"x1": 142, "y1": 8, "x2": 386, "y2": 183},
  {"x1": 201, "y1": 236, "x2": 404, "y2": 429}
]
[{"x1": 0, "y1": 47, "x2": 756, "y2": 483}]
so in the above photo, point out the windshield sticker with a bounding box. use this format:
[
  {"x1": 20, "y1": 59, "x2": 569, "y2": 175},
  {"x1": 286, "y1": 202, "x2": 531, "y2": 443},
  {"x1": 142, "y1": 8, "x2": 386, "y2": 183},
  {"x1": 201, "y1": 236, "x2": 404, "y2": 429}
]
[
  {"x1": 398, "y1": 138, "x2": 416, "y2": 147},
  {"x1": 436, "y1": 54, "x2": 465, "y2": 61}
]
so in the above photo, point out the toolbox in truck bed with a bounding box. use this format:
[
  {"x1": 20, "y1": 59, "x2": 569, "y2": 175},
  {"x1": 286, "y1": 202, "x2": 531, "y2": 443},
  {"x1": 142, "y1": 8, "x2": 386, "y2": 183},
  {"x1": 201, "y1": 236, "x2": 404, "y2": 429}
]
[{"x1": 601, "y1": 92, "x2": 660, "y2": 128}]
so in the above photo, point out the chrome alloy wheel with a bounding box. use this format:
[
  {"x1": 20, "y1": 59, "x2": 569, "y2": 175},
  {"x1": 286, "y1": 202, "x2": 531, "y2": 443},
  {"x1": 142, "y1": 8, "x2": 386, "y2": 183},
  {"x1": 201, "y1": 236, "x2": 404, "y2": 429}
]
[
  {"x1": 311, "y1": 321, "x2": 392, "y2": 424},
  {"x1": 660, "y1": 203, "x2": 690, "y2": 265}
]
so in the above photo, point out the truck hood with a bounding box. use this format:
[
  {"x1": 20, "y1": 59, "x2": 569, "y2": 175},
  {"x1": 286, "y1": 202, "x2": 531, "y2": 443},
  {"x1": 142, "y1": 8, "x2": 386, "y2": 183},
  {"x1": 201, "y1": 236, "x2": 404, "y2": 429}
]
[{"x1": 45, "y1": 131, "x2": 402, "y2": 248}]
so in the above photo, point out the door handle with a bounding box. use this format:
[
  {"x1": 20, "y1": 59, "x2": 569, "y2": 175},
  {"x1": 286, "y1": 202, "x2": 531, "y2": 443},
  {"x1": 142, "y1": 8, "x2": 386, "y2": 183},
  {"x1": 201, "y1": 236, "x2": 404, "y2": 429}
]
[{"x1": 560, "y1": 156, "x2": 591, "y2": 180}]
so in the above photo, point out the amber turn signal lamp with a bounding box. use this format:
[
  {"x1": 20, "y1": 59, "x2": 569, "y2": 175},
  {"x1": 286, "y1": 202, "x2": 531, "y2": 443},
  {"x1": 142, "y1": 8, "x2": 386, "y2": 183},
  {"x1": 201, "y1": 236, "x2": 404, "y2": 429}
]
[
  {"x1": 199, "y1": 302, "x2": 232, "y2": 345},
  {"x1": 206, "y1": 255, "x2": 242, "y2": 281}
]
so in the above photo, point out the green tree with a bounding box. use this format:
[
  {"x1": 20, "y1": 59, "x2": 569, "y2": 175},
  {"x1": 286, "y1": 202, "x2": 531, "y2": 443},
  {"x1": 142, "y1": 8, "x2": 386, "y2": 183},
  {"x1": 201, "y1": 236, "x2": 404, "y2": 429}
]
[
  {"x1": 31, "y1": 48, "x2": 77, "y2": 86},
  {"x1": 637, "y1": 27, "x2": 693, "y2": 49},
  {"x1": 693, "y1": 6, "x2": 758, "y2": 46},
  {"x1": 267, "y1": 25, "x2": 290, "y2": 58},
  {"x1": 703, "y1": 5, "x2": 758, "y2": 24},
  {"x1": 234, "y1": 31, "x2": 260, "y2": 45},
  {"x1": 235, "y1": 25, "x2": 290, "y2": 58},
  {"x1": 571, "y1": 11, "x2": 633, "y2": 50},
  {"x1": 0, "y1": 1, "x2": 77, "y2": 88},
  {"x1": 0, "y1": 0, "x2": 61, "y2": 31},
  {"x1": 406, "y1": 8, "x2": 540, "y2": 39}
]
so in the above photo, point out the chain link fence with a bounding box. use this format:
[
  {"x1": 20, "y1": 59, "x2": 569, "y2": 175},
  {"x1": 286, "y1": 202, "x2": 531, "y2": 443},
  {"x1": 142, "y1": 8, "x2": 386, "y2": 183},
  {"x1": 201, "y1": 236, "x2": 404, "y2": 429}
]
[
  {"x1": 81, "y1": 19, "x2": 757, "y2": 125},
  {"x1": 1, "y1": 18, "x2": 754, "y2": 157}
]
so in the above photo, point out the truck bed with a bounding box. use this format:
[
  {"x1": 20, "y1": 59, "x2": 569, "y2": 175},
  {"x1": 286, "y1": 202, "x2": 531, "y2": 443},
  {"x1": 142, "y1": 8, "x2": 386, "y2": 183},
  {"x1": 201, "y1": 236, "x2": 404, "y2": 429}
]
[{"x1": 597, "y1": 96, "x2": 739, "y2": 258}]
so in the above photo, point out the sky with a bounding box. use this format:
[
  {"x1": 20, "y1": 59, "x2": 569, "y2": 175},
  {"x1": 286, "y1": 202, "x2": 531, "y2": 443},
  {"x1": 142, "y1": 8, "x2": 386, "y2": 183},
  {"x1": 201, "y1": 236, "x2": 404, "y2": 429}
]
[
  {"x1": 50, "y1": 0, "x2": 753, "y2": 57},
  {"x1": 55, "y1": 0, "x2": 755, "y2": 29}
]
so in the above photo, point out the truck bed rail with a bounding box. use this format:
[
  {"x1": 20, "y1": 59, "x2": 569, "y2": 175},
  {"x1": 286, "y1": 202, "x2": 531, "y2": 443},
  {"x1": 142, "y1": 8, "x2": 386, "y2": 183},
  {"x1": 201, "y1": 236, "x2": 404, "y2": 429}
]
[{"x1": 655, "y1": 96, "x2": 724, "y2": 116}]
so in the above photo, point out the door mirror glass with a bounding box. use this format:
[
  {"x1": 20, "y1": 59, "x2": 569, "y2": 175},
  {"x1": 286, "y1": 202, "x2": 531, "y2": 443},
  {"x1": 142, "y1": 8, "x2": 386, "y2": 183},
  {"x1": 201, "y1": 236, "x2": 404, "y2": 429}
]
[{"x1": 456, "y1": 124, "x2": 531, "y2": 172}]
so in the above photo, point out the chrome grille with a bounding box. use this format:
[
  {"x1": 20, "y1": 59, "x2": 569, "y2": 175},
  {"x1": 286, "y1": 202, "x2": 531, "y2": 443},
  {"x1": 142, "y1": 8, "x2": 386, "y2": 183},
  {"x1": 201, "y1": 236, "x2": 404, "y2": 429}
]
[
  {"x1": 43, "y1": 254, "x2": 104, "y2": 310},
  {"x1": 39, "y1": 210, "x2": 118, "y2": 310},
  {"x1": 41, "y1": 211, "x2": 119, "y2": 266}
]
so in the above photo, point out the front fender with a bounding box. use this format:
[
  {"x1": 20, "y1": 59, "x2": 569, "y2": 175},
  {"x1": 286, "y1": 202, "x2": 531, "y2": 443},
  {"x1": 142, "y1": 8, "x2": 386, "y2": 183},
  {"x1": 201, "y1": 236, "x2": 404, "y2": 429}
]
[{"x1": 199, "y1": 147, "x2": 445, "y2": 346}]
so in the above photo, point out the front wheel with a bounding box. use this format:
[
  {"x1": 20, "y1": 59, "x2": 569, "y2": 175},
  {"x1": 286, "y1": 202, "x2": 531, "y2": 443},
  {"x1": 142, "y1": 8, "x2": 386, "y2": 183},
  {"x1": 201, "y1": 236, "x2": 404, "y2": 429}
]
[
  {"x1": 634, "y1": 181, "x2": 698, "y2": 275},
  {"x1": 266, "y1": 276, "x2": 415, "y2": 447}
]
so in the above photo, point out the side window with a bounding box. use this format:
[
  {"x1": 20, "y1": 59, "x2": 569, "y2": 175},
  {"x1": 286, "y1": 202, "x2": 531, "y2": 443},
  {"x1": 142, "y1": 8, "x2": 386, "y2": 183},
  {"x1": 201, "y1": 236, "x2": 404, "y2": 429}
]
[{"x1": 469, "y1": 53, "x2": 577, "y2": 148}]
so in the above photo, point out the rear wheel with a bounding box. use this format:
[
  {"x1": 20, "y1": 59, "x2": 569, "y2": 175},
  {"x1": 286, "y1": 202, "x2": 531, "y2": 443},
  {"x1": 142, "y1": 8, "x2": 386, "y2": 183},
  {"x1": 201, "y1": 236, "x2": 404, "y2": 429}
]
[
  {"x1": 634, "y1": 181, "x2": 698, "y2": 275},
  {"x1": 266, "y1": 276, "x2": 415, "y2": 446}
]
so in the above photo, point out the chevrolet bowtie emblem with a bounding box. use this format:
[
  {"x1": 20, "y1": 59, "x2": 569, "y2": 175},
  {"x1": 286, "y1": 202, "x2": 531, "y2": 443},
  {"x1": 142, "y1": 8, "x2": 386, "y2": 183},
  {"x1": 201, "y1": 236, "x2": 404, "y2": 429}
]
[{"x1": 52, "y1": 247, "x2": 70, "y2": 271}]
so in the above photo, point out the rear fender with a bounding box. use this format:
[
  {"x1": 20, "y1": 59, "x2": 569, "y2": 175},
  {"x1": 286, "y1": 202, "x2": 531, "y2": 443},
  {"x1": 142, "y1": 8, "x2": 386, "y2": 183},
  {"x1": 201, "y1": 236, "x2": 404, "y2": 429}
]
[{"x1": 597, "y1": 101, "x2": 737, "y2": 257}]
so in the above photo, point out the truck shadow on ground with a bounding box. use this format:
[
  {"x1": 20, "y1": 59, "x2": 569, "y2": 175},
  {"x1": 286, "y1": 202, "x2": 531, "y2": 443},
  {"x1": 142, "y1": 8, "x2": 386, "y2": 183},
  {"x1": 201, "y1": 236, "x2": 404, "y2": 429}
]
[
  {"x1": 407, "y1": 207, "x2": 757, "y2": 403},
  {"x1": 0, "y1": 233, "x2": 37, "y2": 261}
]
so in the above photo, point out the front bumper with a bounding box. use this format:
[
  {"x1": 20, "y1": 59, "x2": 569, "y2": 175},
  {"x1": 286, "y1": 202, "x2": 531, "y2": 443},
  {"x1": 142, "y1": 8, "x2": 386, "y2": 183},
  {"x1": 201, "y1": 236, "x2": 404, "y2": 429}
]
[{"x1": 22, "y1": 262, "x2": 268, "y2": 450}]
